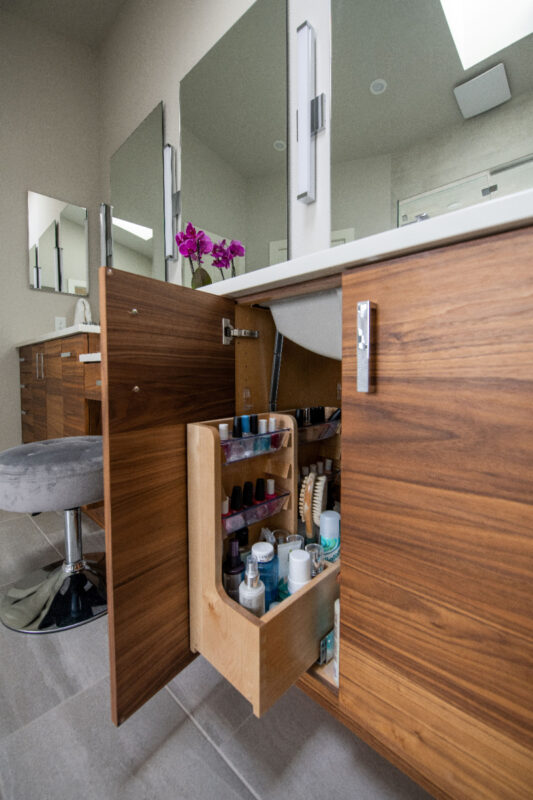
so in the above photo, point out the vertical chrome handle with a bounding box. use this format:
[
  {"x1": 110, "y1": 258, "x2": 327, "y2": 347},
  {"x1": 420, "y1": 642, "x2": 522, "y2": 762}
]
[
  {"x1": 356, "y1": 301, "x2": 377, "y2": 393},
  {"x1": 35, "y1": 352, "x2": 40, "y2": 380},
  {"x1": 40, "y1": 352, "x2": 45, "y2": 379}
]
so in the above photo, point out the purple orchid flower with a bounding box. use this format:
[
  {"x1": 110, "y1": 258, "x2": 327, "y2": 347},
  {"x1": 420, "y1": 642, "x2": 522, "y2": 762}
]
[{"x1": 175, "y1": 223, "x2": 213, "y2": 286}]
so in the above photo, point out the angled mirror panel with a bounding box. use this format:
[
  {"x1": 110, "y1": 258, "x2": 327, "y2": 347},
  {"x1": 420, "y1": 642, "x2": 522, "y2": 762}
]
[
  {"x1": 28, "y1": 191, "x2": 88, "y2": 295},
  {"x1": 331, "y1": 0, "x2": 533, "y2": 244},
  {"x1": 110, "y1": 102, "x2": 166, "y2": 281},
  {"x1": 180, "y1": 0, "x2": 288, "y2": 286}
]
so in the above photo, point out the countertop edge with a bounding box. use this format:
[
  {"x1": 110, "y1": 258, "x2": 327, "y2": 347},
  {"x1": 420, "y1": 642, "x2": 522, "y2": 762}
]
[
  {"x1": 199, "y1": 189, "x2": 533, "y2": 299},
  {"x1": 16, "y1": 324, "x2": 101, "y2": 349}
]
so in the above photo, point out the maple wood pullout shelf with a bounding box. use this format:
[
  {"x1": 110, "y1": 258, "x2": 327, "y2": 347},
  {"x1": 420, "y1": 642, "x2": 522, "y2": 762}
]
[{"x1": 187, "y1": 413, "x2": 339, "y2": 716}]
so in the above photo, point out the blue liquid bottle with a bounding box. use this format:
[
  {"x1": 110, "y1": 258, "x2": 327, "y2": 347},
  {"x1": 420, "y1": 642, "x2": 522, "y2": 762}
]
[{"x1": 251, "y1": 542, "x2": 278, "y2": 610}]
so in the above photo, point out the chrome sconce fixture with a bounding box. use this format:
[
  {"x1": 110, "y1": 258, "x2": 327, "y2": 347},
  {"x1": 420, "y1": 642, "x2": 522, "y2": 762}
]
[
  {"x1": 163, "y1": 143, "x2": 180, "y2": 267},
  {"x1": 296, "y1": 20, "x2": 326, "y2": 205}
]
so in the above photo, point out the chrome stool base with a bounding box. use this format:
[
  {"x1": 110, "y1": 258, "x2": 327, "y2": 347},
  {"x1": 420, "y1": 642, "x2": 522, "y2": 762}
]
[{"x1": 0, "y1": 553, "x2": 106, "y2": 633}]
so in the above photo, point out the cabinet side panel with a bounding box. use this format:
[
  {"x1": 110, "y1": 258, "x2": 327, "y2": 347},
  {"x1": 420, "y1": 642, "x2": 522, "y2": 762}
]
[
  {"x1": 340, "y1": 227, "x2": 533, "y2": 798},
  {"x1": 100, "y1": 268, "x2": 235, "y2": 725}
]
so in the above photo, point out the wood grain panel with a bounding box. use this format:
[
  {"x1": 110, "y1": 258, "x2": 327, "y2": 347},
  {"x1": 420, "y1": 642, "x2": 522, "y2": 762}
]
[
  {"x1": 234, "y1": 304, "x2": 341, "y2": 414},
  {"x1": 62, "y1": 334, "x2": 89, "y2": 436},
  {"x1": 340, "y1": 227, "x2": 533, "y2": 799},
  {"x1": 340, "y1": 644, "x2": 533, "y2": 800},
  {"x1": 31, "y1": 345, "x2": 46, "y2": 441},
  {"x1": 100, "y1": 267, "x2": 236, "y2": 725},
  {"x1": 45, "y1": 340, "x2": 63, "y2": 439}
]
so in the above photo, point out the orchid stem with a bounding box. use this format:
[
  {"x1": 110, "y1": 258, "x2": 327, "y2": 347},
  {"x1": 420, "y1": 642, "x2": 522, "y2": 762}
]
[{"x1": 218, "y1": 268, "x2": 225, "y2": 280}]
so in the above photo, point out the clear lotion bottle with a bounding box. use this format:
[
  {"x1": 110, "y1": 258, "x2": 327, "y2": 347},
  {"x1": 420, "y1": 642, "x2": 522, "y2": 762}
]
[{"x1": 239, "y1": 555, "x2": 265, "y2": 617}]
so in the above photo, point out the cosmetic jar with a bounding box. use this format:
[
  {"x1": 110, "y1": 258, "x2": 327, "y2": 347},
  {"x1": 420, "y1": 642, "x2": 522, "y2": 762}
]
[{"x1": 287, "y1": 549, "x2": 311, "y2": 594}]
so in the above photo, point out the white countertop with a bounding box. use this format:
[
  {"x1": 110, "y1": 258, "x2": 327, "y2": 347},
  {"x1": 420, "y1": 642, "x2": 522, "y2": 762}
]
[
  {"x1": 201, "y1": 189, "x2": 533, "y2": 299},
  {"x1": 16, "y1": 324, "x2": 100, "y2": 349}
]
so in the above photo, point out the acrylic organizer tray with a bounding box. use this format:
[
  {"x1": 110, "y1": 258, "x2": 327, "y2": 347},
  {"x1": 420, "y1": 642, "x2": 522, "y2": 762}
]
[
  {"x1": 221, "y1": 429, "x2": 290, "y2": 465},
  {"x1": 298, "y1": 419, "x2": 340, "y2": 443},
  {"x1": 222, "y1": 491, "x2": 290, "y2": 535}
]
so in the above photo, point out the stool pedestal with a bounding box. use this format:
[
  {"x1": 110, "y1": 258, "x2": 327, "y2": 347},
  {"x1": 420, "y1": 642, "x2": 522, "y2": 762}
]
[{"x1": 0, "y1": 508, "x2": 106, "y2": 634}]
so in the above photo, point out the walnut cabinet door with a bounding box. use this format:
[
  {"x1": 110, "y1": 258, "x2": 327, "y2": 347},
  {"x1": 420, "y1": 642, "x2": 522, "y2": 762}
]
[
  {"x1": 341, "y1": 227, "x2": 533, "y2": 800},
  {"x1": 100, "y1": 267, "x2": 236, "y2": 725}
]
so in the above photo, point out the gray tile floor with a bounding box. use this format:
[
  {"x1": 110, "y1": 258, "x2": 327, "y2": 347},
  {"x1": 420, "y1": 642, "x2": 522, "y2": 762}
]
[{"x1": 0, "y1": 511, "x2": 432, "y2": 800}]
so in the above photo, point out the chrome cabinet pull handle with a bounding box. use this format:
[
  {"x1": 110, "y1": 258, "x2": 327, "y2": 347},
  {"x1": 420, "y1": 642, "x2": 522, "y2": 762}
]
[{"x1": 356, "y1": 301, "x2": 377, "y2": 393}]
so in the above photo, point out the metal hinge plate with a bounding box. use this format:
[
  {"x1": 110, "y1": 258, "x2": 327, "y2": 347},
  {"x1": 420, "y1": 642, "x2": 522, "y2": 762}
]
[{"x1": 222, "y1": 318, "x2": 259, "y2": 345}]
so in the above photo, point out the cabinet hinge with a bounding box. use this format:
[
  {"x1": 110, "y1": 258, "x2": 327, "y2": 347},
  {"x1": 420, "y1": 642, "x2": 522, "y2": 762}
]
[{"x1": 222, "y1": 318, "x2": 259, "y2": 345}]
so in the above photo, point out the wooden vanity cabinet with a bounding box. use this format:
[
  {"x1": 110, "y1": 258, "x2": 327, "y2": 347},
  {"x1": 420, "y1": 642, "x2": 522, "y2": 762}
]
[
  {"x1": 18, "y1": 332, "x2": 100, "y2": 443},
  {"x1": 100, "y1": 224, "x2": 533, "y2": 800}
]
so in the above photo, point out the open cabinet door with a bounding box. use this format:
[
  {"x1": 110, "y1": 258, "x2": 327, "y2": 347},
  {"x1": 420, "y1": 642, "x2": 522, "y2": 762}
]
[
  {"x1": 99, "y1": 268, "x2": 236, "y2": 725},
  {"x1": 341, "y1": 227, "x2": 533, "y2": 799}
]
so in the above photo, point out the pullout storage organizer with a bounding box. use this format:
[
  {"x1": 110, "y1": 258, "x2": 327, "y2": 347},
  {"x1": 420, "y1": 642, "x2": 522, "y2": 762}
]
[{"x1": 188, "y1": 413, "x2": 339, "y2": 716}]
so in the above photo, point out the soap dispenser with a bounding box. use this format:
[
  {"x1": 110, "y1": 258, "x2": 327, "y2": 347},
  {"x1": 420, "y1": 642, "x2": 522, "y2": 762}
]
[{"x1": 238, "y1": 555, "x2": 265, "y2": 617}]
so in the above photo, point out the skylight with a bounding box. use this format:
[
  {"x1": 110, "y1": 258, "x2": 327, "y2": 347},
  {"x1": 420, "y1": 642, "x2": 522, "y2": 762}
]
[
  {"x1": 112, "y1": 217, "x2": 153, "y2": 241},
  {"x1": 440, "y1": 0, "x2": 533, "y2": 70}
]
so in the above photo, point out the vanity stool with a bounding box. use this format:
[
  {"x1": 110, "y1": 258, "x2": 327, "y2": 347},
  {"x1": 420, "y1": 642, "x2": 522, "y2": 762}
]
[{"x1": 0, "y1": 436, "x2": 106, "y2": 634}]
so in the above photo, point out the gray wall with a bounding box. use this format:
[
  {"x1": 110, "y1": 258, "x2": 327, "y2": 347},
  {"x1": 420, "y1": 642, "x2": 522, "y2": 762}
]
[
  {"x1": 0, "y1": 0, "x2": 255, "y2": 451},
  {"x1": 0, "y1": 10, "x2": 100, "y2": 451}
]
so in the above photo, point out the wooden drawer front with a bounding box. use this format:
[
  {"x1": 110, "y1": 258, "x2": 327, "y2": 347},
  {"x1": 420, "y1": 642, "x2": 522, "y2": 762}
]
[
  {"x1": 84, "y1": 362, "x2": 102, "y2": 399},
  {"x1": 188, "y1": 415, "x2": 340, "y2": 716},
  {"x1": 61, "y1": 334, "x2": 88, "y2": 436},
  {"x1": 19, "y1": 345, "x2": 33, "y2": 383}
]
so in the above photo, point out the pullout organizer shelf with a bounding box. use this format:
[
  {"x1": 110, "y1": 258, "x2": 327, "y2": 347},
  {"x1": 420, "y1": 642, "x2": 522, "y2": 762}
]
[{"x1": 188, "y1": 413, "x2": 340, "y2": 716}]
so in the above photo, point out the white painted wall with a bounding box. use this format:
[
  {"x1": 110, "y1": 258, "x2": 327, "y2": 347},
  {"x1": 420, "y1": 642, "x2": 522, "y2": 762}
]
[
  {"x1": 0, "y1": 10, "x2": 100, "y2": 451},
  {"x1": 331, "y1": 154, "x2": 392, "y2": 239},
  {"x1": 391, "y1": 91, "x2": 533, "y2": 215}
]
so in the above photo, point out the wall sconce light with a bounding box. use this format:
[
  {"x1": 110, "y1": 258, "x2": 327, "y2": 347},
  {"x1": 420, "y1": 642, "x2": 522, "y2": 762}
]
[
  {"x1": 297, "y1": 21, "x2": 326, "y2": 205},
  {"x1": 163, "y1": 143, "x2": 180, "y2": 271}
]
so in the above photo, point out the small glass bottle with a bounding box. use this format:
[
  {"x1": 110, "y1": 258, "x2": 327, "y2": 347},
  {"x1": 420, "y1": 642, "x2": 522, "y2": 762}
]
[
  {"x1": 222, "y1": 539, "x2": 245, "y2": 602},
  {"x1": 238, "y1": 555, "x2": 265, "y2": 617},
  {"x1": 251, "y1": 541, "x2": 278, "y2": 610}
]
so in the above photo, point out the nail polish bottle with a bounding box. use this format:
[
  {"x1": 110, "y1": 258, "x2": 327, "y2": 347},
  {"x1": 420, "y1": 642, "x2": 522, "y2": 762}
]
[
  {"x1": 222, "y1": 496, "x2": 231, "y2": 518},
  {"x1": 232, "y1": 416, "x2": 242, "y2": 438},
  {"x1": 259, "y1": 418, "x2": 270, "y2": 451},
  {"x1": 236, "y1": 526, "x2": 251, "y2": 563},
  {"x1": 254, "y1": 478, "x2": 265, "y2": 504},
  {"x1": 223, "y1": 538, "x2": 245, "y2": 602},
  {"x1": 250, "y1": 414, "x2": 260, "y2": 453},
  {"x1": 230, "y1": 485, "x2": 243, "y2": 512},
  {"x1": 241, "y1": 415, "x2": 251, "y2": 435},
  {"x1": 269, "y1": 416, "x2": 281, "y2": 448},
  {"x1": 294, "y1": 408, "x2": 304, "y2": 428},
  {"x1": 231, "y1": 417, "x2": 245, "y2": 460},
  {"x1": 242, "y1": 481, "x2": 254, "y2": 507},
  {"x1": 265, "y1": 478, "x2": 276, "y2": 500}
]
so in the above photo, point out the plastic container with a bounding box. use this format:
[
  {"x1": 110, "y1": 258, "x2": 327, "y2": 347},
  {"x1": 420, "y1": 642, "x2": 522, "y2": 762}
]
[
  {"x1": 251, "y1": 542, "x2": 279, "y2": 610},
  {"x1": 319, "y1": 510, "x2": 340, "y2": 562},
  {"x1": 238, "y1": 555, "x2": 265, "y2": 617}
]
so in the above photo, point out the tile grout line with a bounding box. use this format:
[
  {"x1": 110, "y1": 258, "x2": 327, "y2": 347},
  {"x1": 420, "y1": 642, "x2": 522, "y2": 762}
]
[
  {"x1": 0, "y1": 674, "x2": 110, "y2": 748},
  {"x1": 27, "y1": 513, "x2": 64, "y2": 558},
  {"x1": 164, "y1": 685, "x2": 263, "y2": 800}
]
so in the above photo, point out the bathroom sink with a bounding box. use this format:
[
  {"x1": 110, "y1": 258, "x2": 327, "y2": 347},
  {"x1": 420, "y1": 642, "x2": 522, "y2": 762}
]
[{"x1": 267, "y1": 287, "x2": 342, "y2": 360}]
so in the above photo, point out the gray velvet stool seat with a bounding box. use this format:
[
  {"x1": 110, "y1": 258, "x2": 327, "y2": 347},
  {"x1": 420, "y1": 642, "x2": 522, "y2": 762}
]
[{"x1": 0, "y1": 436, "x2": 106, "y2": 633}]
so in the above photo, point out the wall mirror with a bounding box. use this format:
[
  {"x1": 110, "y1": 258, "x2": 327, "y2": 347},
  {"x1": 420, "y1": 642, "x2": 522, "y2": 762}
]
[
  {"x1": 109, "y1": 102, "x2": 166, "y2": 281},
  {"x1": 28, "y1": 191, "x2": 88, "y2": 294},
  {"x1": 179, "y1": 0, "x2": 288, "y2": 286},
  {"x1": 331, "y1": 0, "x2": 533, "y2": 244}
]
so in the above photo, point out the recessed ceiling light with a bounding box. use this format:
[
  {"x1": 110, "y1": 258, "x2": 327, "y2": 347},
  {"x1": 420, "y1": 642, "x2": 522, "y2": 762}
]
[
  {"x1": 370, "y1": 78, "x2": 387, "y2": 95},
  {"x1": 273, "y1": 140, "x2": 286, "y2": 151}
]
